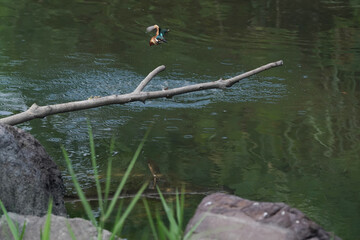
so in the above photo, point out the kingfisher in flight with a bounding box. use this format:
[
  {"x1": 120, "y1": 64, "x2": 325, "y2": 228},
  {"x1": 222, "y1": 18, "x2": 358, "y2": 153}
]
[{"x1": 146, "y1": 24, "x2": 170, "y2": 46}]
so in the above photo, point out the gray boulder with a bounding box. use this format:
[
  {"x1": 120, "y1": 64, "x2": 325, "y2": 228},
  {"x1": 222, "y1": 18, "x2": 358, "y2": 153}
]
[
  {"x1": 185, "y1": 193, "x2": 340, "y2": 240},
  {"x1": 0, "y1": 123, "x2": 66, "y2": 216},
  {"x1": 0, "y1": 212, "x2": 121, "y2": 240}
]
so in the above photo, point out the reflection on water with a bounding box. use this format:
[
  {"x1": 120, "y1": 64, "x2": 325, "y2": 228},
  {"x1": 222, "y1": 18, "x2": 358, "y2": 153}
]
[{"x1": 1, "y1": 0, "x2": 360, "y2": 239}]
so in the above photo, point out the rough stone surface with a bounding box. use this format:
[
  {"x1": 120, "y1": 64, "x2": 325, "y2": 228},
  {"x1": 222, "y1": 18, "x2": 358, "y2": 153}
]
[
  {"x1": 185, "y1": 193, "x2": 341, "y2": 240},
  {"x1": 0, "y1": 212, "x2": 121, "y2": 240},
  {"x1": 0, "y1": 123, "x2": 66, "y2": 216}
]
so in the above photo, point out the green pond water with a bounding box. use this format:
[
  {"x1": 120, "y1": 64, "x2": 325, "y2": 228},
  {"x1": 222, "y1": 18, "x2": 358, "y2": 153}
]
[{"x1": 1, "y1": 0, "x2": 360, "y2": 239}]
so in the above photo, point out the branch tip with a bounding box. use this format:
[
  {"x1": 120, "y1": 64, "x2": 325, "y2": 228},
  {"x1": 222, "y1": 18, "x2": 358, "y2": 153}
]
[
  {"x1": 30, "y1": 103, "x2": 39, "y2": 110},
  {"x1": 133, "y1": 65, "x2": 166, "y2": 94}
]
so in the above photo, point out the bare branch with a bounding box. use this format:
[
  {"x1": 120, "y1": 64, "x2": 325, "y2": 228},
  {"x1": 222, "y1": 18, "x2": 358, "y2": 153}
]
[
  {"x1": 133, "y1": 65, "x2": 166, "y2": 93},
  {"x1": 0, "y1": 60, "x2": 283, "y2": 126}
]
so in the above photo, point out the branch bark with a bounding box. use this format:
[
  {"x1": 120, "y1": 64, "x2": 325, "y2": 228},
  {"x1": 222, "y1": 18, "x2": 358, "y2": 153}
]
[{"x1": 0, "y1": 60, "x2": 283, "y2": 126}]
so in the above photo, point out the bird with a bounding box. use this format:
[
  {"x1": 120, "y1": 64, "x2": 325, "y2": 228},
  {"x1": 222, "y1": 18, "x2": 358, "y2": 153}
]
[{"x1": 146, "y1": 24, "x2": 170, "y2": 46}]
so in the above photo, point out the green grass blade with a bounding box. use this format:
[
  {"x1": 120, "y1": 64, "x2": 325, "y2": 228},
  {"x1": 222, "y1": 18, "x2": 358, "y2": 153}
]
[
  {"x1": 156, "y1": 186, "x2": 178, "y2": 233},
  {"x1": 115, "y1": 200, "x2": 124, "y2": 223},
  {"x1": 87, "y1": 122, "x2": 104, "y2": 214},
  {"x1": 110, "y1": 199, "x2": 123, "y2": 237},
  {"x1": 142, "y1": 198, "x2": 158, "y2": 240},
  {"x1": 97, "y1": 227, "x2": 103, "y2": 240},
  {"x1": 19, "y1": 221, "x2": 27, "y2": 240},
  {"x1": 62, "y1": 146, "x2": 97, "y2": 226},
  {"x1": 104, "y1": 136, "x2": 115, "y2": 211},
  {"x1": 110, "y1": 183, "x2": 148, "y2": 239},
  {"x1": 65, "y1": 220, "x2": 77, "y2": 240},
  {"x1": 175, "y1": 188, "x2": 184, "y2": 231},
  {"x1": 175, "y1": 189, "x2": 181, "y2": 227},
  {"x1": 0, "y1": 200, "x2": 20, "y2": 239},
  {"x1": 104, "y1": 128, "x2": 151, "y2": 220},
  {"x1": 156, "y1": 212, "x2": 171, "y2": 240},
  {"x1": 183, "y1": 212, "x2": 207, "y2": 240},
  {"x1": 41, "y1": 199, "x2": 53, "y2": 240}
]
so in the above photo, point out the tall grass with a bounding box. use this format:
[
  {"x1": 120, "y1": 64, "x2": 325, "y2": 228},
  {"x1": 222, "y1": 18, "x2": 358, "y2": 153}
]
[
  {"x1": 0, "y1": 124, "x2": 200, "y2": 240},
  {"x1": 41, "y1": 199, "x2": 53, "y2": 240},
  {"x1": 61, "y1": 123, "x2": 150, "y2": 239},
  {"x1": 143, "y1": 187, "x2": 205, "y2": 240},
  {"x1": 0, "y1": 200, "x2": 26, "y2": 240},
  {"x1": 143, "y1": 187, "x2": 185, "y2": 240}
]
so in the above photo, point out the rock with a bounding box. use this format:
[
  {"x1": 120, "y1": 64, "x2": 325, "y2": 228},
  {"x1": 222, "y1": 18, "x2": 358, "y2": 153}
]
[
  {"x1": 0, "y1": 123, "x2": 66, "y2": 216},
  {"x1": 185, "y1": 193, "x2": 341, "y2": 240},
  {"x1": 0, "y1": 212, "x2": 121, "y2": 240}
]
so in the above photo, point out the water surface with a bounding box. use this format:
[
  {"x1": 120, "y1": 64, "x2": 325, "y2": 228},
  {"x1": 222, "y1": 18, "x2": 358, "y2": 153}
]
[{"x1": 1, "y1": 0, "x2": 359, "y2": 239}]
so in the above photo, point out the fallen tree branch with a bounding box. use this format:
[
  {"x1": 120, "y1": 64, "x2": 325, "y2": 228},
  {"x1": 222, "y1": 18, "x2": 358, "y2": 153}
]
[{"x1": 0, "y1": 60, "x2": 283, "y2": 126}]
